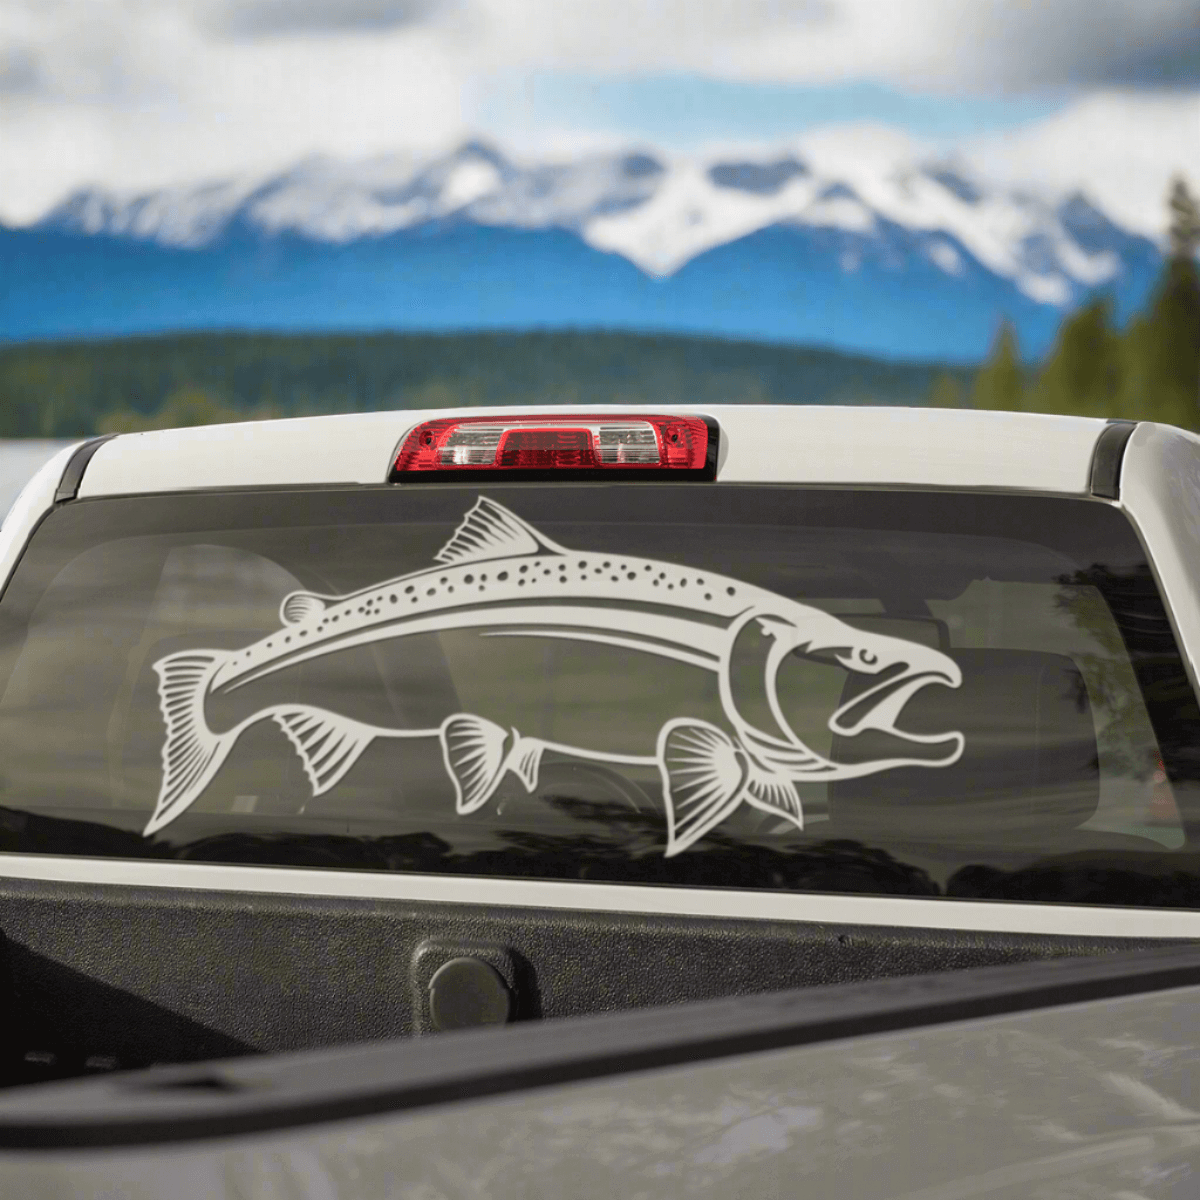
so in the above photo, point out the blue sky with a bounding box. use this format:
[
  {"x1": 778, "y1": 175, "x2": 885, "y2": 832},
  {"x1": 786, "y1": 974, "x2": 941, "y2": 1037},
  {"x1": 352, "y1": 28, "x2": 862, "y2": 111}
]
[{"x1": 480, "y1": 73, "x2": 1072, "y2": 148}]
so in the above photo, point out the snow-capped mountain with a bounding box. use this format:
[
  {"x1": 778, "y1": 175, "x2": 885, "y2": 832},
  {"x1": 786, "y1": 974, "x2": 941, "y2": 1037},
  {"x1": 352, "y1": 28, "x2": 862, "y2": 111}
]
[{"x1": 4, "y1": 139, "x2": 1163, "y2": 361}]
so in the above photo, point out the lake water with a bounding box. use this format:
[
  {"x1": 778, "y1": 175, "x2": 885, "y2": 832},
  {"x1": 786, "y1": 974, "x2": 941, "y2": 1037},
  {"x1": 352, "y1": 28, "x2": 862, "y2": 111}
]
[{"x1": 0, "y1": 441, "x2": 77, "y2": 521}]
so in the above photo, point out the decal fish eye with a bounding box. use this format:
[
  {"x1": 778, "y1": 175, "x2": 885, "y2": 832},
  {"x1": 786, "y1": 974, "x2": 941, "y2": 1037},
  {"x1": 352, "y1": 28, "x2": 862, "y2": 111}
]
[{"x1": 146, "y1": 496, "x2": 967, "y2": 857}]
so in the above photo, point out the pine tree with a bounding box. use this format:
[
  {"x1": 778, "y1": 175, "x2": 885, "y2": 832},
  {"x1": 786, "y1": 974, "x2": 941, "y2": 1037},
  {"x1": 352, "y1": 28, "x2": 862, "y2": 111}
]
[
  {"x1": 1027, "y1": 297, "x2": 1123, "y2": 417},
  {"x1": 971, "y1": 321, "x2": 1025, "y2": 411},
  {"x1": 928, "y1": 371, "x2": 968, "y2": 408},
  {"x1": 99, "y1": 385, "x2": 242, "y2": 434},
  {"x1": 1122, "y1": 176, "x2": 1200, "y2": 428},
  {"x1": 1168, "y1": 176, "x2": 1200, "y2": 258},
  {"x1": 1144, "y1": 255, "x2": 1200, "y2": 426}
]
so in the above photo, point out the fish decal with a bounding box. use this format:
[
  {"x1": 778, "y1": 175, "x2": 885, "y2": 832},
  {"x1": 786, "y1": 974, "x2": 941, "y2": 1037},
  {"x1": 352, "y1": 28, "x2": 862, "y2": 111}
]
[{"x1": 146, "y1": 497, "x2": 966, "y2": 854}]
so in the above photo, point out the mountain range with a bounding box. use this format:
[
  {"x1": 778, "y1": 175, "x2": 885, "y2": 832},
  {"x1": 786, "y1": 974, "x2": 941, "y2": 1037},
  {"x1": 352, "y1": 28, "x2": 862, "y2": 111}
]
[{"x1": 0, "y1": 139, "x2": 1166, "y2": 362}]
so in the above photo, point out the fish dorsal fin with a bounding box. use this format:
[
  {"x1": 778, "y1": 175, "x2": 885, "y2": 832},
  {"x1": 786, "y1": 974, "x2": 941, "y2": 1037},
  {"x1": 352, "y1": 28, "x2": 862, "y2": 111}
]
[{"x1": 435, "y1": 496, "x2": 565, "y2": 566}]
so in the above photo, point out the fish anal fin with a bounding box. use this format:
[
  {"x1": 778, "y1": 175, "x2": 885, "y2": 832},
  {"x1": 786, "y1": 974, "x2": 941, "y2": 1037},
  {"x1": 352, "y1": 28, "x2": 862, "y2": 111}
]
[
  {"x1": 147, "y1": 650, "x2": 236, "y2": 836},
  {"x1": 435, "y1": 496, "x2": 566, "y2": 566},
  {"x1": 742, "y1": 769, "x2": 804, "y2": 833},
  {"x1": 272, "y1": 705, "x2": 377, "y2": 796},
  {"x1": 280, "y1": 592, "x2": 329, "y2": 625},
  {"x1": 506, "y1": 733, "x2": 544, "y2": 793},
  {"x1": 440, "y1": 713, "x2": 510, "y2": 814},
  {"x1": 656, "y1": 719, "x2": 749, "y2": 857}
]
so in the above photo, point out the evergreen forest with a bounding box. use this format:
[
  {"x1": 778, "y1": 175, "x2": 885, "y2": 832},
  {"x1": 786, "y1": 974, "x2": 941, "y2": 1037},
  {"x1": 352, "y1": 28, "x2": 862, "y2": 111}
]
[
  {"x1": 0, "y1": 329, "x2": 973, "y2": 438},
  {"x1": 961, "y1": 177, "x2": 1200, "y2": 426}
]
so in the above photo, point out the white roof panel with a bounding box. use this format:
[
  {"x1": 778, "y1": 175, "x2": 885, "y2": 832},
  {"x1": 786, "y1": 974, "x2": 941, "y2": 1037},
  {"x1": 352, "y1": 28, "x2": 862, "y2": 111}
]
[{"x1": 75, "y1": 405, "x2": 1108, "y2": 498}]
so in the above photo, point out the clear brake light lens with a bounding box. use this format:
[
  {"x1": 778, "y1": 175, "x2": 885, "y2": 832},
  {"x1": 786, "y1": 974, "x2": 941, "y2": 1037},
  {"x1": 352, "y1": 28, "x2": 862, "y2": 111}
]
[{"x1": 392, "y1": 414, "x2": 714, "y2": 477}]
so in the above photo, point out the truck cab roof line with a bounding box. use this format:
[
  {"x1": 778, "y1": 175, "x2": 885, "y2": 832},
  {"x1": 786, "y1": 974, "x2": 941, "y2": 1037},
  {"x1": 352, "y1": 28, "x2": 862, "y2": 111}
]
[
  {"x1": 1089, "y1": 420, "x2": 1137, "y2": 500},
  {"x1": 54, "y1": 434, "x2": 118, "y2": 504}
]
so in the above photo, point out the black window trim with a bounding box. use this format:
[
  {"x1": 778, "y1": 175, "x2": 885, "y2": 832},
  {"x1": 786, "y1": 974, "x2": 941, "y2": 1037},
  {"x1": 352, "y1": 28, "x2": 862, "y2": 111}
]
[
  {"x1": 53, "y1": 434, "x2": 118, "y2": 504},
  {"x1": 1089, "y1": 420, "x2": 1137, "y2": 500}
]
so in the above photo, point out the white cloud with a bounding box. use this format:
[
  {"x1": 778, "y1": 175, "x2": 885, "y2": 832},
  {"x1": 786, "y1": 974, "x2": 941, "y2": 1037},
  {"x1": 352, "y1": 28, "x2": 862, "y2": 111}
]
[
  {"x1": 199, "y1": 0, "x2": 450, "y2": 39},
  {"x1": 963, "y1": 92, "x2": 1200, "y2": 239},
  {"x1": 790, "y1": 122, "x2": 931, "y2": 180},
  {"x1": 463, "y1": 0, "x2": 1200, "y2": 90},
  {"x1": 1, "y1": 0, "x2": 1198, "y2": 224},
  {"x1": 0, "y1": 8, "x2": 468, "y2": 222}
]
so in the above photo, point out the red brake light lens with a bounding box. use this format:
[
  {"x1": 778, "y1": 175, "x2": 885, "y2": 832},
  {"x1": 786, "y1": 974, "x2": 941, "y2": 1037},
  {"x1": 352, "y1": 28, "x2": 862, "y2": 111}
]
[{"x1": 392, "y1": 414, "x2": 714, "y2": 477}]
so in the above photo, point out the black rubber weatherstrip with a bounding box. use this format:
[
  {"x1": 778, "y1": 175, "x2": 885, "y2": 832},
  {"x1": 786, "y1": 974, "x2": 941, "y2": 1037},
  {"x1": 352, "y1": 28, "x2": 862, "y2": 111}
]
[
  {"x1": 1089, "y1": 420, "x2": 1136, "y2": 500},
  {"x1": 53, "y1": 434, "x2": 118, "y2": 504},
  {"x1": 4, "y1": 941, "x2": 1200, "y2": 1149}
]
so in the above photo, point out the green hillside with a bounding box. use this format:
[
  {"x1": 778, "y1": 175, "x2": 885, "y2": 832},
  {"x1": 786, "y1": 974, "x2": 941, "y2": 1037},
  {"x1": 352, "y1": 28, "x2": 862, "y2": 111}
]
[{"x1": 0, "y1": 329, "x2": 974, "y2": 438}]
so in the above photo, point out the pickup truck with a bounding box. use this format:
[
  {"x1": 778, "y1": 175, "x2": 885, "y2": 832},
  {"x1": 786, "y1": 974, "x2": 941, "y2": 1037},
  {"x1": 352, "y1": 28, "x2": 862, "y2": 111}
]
[{"x1": 0, "y1": 404, "x2": 1197, "y2": 1095}]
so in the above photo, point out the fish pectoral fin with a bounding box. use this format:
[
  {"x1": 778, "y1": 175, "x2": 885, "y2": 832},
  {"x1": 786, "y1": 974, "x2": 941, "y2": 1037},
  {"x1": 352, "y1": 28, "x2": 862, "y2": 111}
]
[
  {"x1": 440, "y1": 713, "x2": 511, "y2": 814},
  {"x1": 147, "y1": 649, "x2": 237, "y2": 836},
  {"x1": 505, "y1": 733, "x2": 545, "y2": 793},
  {"x1": 435, "y1": 496, "x2": 567, "y2": 566},
  {"x1": 742, "y1": 769, "x2": 804, "y2": 833},
  {"x1": 656, "y1": 719, "x2": 749, "y2": 857},
  {"x1": 272, "y1": 706, "x2": 378, "y2": 797}
]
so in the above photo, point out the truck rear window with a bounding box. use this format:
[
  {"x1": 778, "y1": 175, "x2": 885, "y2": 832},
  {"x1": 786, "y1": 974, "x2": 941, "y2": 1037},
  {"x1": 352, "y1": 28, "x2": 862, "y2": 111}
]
[{"x1": 0, "y1": 484, "x2": 1197, "y2": 906}]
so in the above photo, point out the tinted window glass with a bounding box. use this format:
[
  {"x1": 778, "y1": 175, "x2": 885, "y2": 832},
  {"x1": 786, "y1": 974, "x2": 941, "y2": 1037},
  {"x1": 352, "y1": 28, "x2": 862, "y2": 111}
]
[{"x1": 0, "y1": 484, "x2": 1197, "y2": 906}]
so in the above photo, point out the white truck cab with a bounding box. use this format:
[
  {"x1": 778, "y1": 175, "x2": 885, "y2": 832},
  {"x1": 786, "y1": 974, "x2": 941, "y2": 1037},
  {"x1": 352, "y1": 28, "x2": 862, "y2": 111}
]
[{"x1": 0, "y1": 404, "x2": 1198, "y2": 1086}]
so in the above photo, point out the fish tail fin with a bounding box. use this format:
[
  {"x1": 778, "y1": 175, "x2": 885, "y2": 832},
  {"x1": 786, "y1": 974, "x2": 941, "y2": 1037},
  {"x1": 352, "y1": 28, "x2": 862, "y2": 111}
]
[
  {"x1": 146, "y1": 650, "x2": 236, "y2": 836},
  {"x1": 272, "y1": 706, "x2": 379, "y2": 798},
  {"x1": 656, "y1": 719, "x2": 749, "y2": 857},
  {"x1": 743, "y1": 769, "x2": 804, "y2": 833},
  {"x1": 440, "y1": 713, "x2": 511, "y2": 814}
]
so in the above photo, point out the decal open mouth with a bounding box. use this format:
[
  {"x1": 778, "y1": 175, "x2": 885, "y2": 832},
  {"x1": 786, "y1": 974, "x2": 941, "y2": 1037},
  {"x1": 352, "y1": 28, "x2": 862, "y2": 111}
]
[{"x1": 829, "y1": 664, "x2": 961, "y2": 753}]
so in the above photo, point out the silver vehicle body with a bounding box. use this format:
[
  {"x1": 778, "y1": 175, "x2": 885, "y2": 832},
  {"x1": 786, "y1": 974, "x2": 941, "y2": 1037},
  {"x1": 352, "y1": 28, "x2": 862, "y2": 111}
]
[{"x1": 3, "y1": 951, "x2": 1200, "y2": 1199}]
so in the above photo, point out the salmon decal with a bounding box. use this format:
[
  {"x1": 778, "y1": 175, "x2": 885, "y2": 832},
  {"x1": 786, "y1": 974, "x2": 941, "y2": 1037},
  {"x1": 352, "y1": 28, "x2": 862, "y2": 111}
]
[{"x1": 147, "y1": 497, "x2": 966, "y2": 854}]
